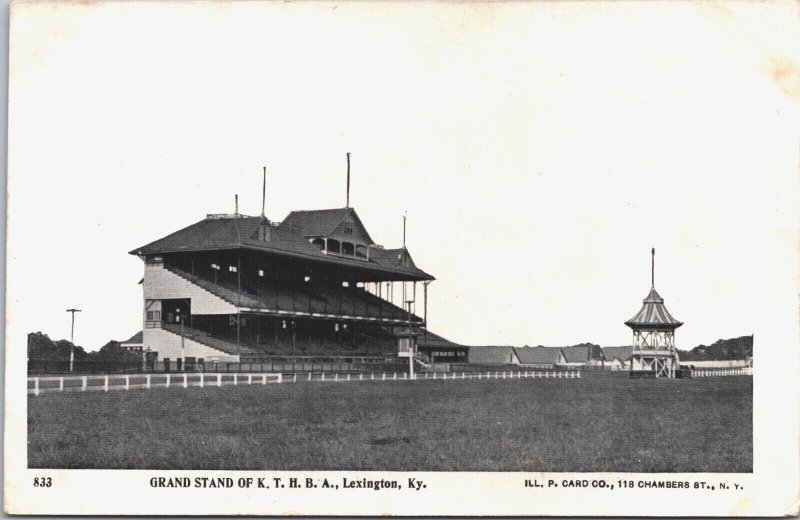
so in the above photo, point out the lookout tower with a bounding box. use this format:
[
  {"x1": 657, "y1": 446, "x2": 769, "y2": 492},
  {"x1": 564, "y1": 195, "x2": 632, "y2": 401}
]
[{"x1": 625, "y1": 248, "x2": 682, "y2": 378}]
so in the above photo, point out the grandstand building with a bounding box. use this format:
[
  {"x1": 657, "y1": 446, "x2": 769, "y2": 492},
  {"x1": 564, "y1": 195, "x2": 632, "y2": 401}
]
[{"x1": 130, "y1": 205, "x2": 435, "y2": 369}]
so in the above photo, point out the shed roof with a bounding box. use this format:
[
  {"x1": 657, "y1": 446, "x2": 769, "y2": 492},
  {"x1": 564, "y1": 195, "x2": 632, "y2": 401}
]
[
  {"x1": 601, "y1": 345, "x2": 633, "y2": 362},
  {"x1": 560, "y1": 345, "x2": 591, "y2": 363},
  {"x1": 418, "y1": 330, "x2": 464, "y2": 349},
  {"x1": 121, "y1": 331, "x2": 143, "y2": 345},
  {"x1": 625, "y1": 287, "x2": 683, "y2": 329},
  {"x1": 468, "y1": 346, "x2": 517, "y2": 364},
  {"x1": 514, "y1": 346, "x2": 564, "y2": 365}
]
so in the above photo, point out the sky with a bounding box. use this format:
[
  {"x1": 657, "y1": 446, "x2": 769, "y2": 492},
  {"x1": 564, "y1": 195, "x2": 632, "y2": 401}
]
[{"x1": 6, "y1": 1, "x2": 800, "y2": 351}]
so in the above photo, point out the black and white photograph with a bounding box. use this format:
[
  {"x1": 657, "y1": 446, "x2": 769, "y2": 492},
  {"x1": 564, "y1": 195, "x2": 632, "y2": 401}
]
[{"x1": 4, "y1": 0, "x2": 799, "y2": 516}]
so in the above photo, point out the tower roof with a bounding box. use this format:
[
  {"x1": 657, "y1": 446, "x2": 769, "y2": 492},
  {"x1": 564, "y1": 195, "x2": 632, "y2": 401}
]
[
  {"x1": 625, "y1": 287, "x2": 683, "y2": 330},
  {"x1": 280, "y1": 207, "x2": 374, "y2": 244}
]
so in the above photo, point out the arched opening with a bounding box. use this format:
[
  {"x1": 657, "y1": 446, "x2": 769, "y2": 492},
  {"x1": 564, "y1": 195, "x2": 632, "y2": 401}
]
[
  {"x1": 342, "y1": 242, "x2": 355, "y2": 256},
  {"x1": 311, "y1": 238, "x2": 325, "y2": 251},
  {"x1": 327, "y1": 239, "x2": 341, "y2": 254}
]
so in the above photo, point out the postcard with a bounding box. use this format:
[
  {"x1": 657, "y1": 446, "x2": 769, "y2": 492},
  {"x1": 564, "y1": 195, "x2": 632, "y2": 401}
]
[{"x1": 5, "y1": 0, "x2": 799, "y2": 515}]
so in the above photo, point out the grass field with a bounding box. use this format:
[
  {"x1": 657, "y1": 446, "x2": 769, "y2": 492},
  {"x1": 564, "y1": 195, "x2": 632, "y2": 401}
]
[{"x1": 28, "y1": 372, "x2": 752, "y2": 472}]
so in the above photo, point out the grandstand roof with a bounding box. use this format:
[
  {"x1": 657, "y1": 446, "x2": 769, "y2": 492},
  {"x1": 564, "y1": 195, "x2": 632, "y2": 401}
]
[
  {"x1": 625, "y1": 287, "x2": 683, "y2": 330},
  {"x1": 130, "y1": 214, "x2": 433, "y2": 281},
  {"x1": 601, "y1": 345, "x2": 633, "y2": 362},
  {"x1": 514, "y1": 346, "x2": 564, "y2": 365},
  {"x1": 281, "y1": 207, "x2": 375, "y2": 244}
]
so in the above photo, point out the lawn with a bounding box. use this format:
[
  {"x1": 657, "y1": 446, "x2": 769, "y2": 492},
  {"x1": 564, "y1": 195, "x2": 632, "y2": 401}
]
[{"x1": 28, "y1": 372, "x2": 752, "y2": 472}]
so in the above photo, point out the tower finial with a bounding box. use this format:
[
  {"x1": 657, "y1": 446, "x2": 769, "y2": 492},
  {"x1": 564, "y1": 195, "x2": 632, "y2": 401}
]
[
  {"x1": 346, "y1": 152, "x2": 351, "y2": 208},
  {"x1": 403, "y1": 211, "x2": 407, "y2": 249},
  {"x1": 261, "y1": 166, "x2": 266, "y2": 217},
  {"x1": 651, "y1": 247, "x2": 655, "y2": 288}
]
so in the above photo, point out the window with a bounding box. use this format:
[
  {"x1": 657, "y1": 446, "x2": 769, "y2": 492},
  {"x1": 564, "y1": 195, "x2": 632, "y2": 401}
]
[
  {"x1": 311, "y1": 238, "x2": 325, "y2": 250},
  {"x1": 344, "y1": 225, "x2": 353, "y2": 235},
  {"x1": 355, "y1": 245, "x2": 367, "y2": 259},
  {"x1": 327, "y1": 239, "x2": 341, "y2": 254},
  {"x1": 304, "y1": 276, "x2": 311, "y2": 282},
  {"x1": 342, "y1": 281, "x2": 349, "y2": 288},
  {"x1": 342, "y1": 242, "x2": 355, "y2": 256},
  {"x1": 229, "y1": 266, "x2": 237, "y2": 273},
  {"x1": 258, "y1": 270, "x2": 264, "y2": 277},
  {"x1": 211, "y1": 263, "x2": 220, "y2": 270},
  {"x1": 146, "y1": 311, "x2": 161, "y2": 321}
]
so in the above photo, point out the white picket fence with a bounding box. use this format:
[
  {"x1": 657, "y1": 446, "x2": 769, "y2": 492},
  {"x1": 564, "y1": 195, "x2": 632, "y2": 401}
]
[
  {"x1": 690, "y1": 367, "x2": 752, "y2": 378},
  {"x1": 28, "y1": 372, "x2": 283, "y2": 396},
  {"x1": 28, "y1": 369, "x2": 580, "y2": 396}
]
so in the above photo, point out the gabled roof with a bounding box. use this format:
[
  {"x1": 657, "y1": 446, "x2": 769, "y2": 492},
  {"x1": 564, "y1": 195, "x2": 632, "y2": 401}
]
[
  {"x1": 280, "y1": 207, "x2": 375, "y2": 244},
  {"x1": 601, "y1": 345, "x2": 633, "y2": 362},
  {"x1": 121, "y1": 331, "x2": 143, "y2": 345},
  {"x1": 129, "y1": 215, "x2": 433, "y2": 281},
  {"x1": 468, "y1": 346, "x2": 517, "y2": 364},
  {"x1": 514, "y1": 346, "x2": 564, "y2": 365},
  {"x1": 625, "y1": 287, "x2": 683, "y2": 329},
  {"x1": 560, "y1": 345, "x2": 591, "y2": 363}
]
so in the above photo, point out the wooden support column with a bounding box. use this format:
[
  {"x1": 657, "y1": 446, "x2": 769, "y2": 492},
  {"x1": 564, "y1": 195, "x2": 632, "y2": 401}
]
[{"x1": 237, "y1": 252, "x2": 241, "y2": 357}]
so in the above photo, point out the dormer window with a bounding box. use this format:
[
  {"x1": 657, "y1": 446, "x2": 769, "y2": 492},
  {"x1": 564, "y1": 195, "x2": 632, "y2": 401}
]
[
  {"x1": 327, "y1": 239, "x2": 341, "y2": 254},
  {"x1": 342, "y1": 242, "x2": 355, "y2": 256},
  {"x1": 311, "y1": 238, "x2": 325, "y2": 251}
]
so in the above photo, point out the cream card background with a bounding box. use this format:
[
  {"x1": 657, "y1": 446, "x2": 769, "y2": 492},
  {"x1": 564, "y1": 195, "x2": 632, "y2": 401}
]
[{"x1": 4, "y1": 1, "x2": 799, "y2": 515}]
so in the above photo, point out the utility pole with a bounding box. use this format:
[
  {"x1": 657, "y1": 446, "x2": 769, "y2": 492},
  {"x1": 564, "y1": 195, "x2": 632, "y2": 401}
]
[{"x1": 66, "y1": 308, "x2": 81, "y2": 373}]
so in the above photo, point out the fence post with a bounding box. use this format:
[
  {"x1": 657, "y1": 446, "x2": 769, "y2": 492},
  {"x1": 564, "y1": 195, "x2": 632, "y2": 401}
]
[
  {"x1": 234, "y1": 374, "x2": 237, "y2": 386},
  {"x1": 199, "y1": 374, "x2": 204, "y2": 388},
  {"x1": 382, "y1": 373, "x2": 385, "y2": 381},
  {"x1": 146, "y1": 374, "x2": 151, "y2": 389},
  {"x1": 248, "y1": 374, "x2": 252, "y2": 385},
  {"x1": 263, "y1": 374, "x2": 267, "y2": 385},
  {"x1": 577, "y1": 371, "x2": 581, "y2": 378},
  {"x1": 82, "y1": 376, "x2": 87, "y2": 392},
  {"x1": 34, "y1": 377, "x2": 39, "y2": 396},
  {"x1": 217, "y1": 374, "x2": 222, "y2": 387},
  {"x1": 335, "y1": 373, "x2": 338, "y2": 382},
  {"x1": 308, "y1": 373, "x2": 312, "y2": 382},
  {"x1": 104, "y1": 375, "x2": 109, "y2": 392},
  {"x1": 360, "y1": 374, "x2": 363, "y2": 381},
  {"x1": 393, "y1": 373, "x2": 397, "y2": 380},
  {"x1": 166, "y1": 374, "x2": 170, "y2": 388},
  {"x1": 59, "y1": 377, "x2": 64, "y2": 392},
  {"x1": 184, "y1": 374, "x2": 188, "y2": 388},
  {"x1": 294, "y1": 374, "x2": 298, "y2": 383}
]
